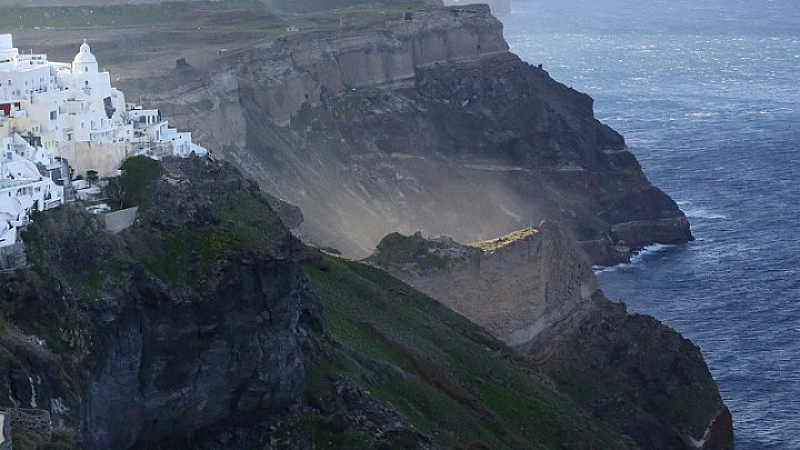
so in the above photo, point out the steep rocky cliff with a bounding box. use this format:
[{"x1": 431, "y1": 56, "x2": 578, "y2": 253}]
[
  {"x1": 368, "y1": 222, "x2": 597, "y2": 349},
  {"x1": 124, "y1": 4, "x2": 690, "y2": 265},
  {"x1": 368, "y1": 226, "x2": 732, "y2": 449},
  {"x1": 80, "y1": 258, "x2": 307, "y2": 450},
  {"x1": 16, "y1": 4, "x2": 687, "y2": 265},
  {"x1": 0, "y1": 157, "x2": 730, "y2": 449},
  {"x1": 1, "y1": 3, "x2": 726, "y2": 448},
  {"x1": 0, "y1": 157, "x2": 313, "y2": 449}
]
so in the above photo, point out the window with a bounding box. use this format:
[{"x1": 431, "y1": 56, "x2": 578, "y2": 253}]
[{"x1": 50, "y1": 110, "x2": 57, "y2": 120}]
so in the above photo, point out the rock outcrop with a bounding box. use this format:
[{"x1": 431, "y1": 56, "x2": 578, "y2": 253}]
[
  {"x1": 369, "y1": 222, "x2": 596, "y2": 349},
  {"x1": 0, "y1": 158, "x2": 314, "y2": 449},
  {"x1": 131, "y1": 5, "x2": 689, "y2": 265},
  {"x1": 535, "y1": 297, "x2": 734, "y2": 450},
  {"x1": 368, "y1": 225, "x2": 733, "y2": 449},
  {"x1": 0, "y1": 157, "x2": 730, "y2": 449},
  {"x1": 81, "y1": 257, "x2": 307, "y2": 450}
]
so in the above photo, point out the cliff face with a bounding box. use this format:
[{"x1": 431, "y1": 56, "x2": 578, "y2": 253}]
[
  {"x1": 81, "y1": 258, "x2": 307, "y2": 450},
  {"x1": 0, "y1": 157, "x2": 729, "y2": 449},
  {"x1": 135, "y1": 4, "x2": 689, "y2": 265},
  {"x1": 368, "y1": 225, "x2": 732, "y2": 450},
  {"x1": 0, "y1": 158, "x2": 313, "y2": 449},
  {"x1": 369, "y1": 222, "x2": 597, "y2": 349},
  {"x1": 235, "y1": 6, "x2": 509, "y2": 127},
  {"x1": 150, "y1": 5, "x2": 508, "y2": 143}
]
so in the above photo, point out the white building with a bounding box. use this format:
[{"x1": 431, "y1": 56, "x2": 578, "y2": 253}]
[
  {"x1": 0, "y1": 34, "x2": 205, "y2": 176},
  {"x1": 0, "y1": 136, "x2": 64, "y2": 247},
  {"x1": 0, "y1": 33, "x2": 205, "y2": 247},
  {"x1": 127, "y1": 107, "x2": 204, "y2": 158}
]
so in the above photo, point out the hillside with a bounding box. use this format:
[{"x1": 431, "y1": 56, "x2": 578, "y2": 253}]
[
  {"x1": 0, "y1": 158, "x2": 730, "y2": 449},
  {"x1": 368, "y1": 226, "x2": 732, "y2": 449},
  {"x1": 0, "y1": 2, "x2": 730, "y2": 449},
  {"x1": 138, "y1": 5, "x2": 690, "y2": 264},
  {"x1": 6, "y1": 1, "x2": 690, "y2": 265}
]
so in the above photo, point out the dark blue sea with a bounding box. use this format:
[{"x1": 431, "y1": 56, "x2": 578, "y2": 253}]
[{"x1": 500, "y1": 1, "x2": 800, "y2": 448}]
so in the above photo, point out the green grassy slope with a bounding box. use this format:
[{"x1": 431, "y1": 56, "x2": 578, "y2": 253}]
[
  {"x1": 301, "y1": 255, "x2": 638, "y2": 449},
  {"x1": 2, "y1": 157, "x2": 721, "y2": 448}
]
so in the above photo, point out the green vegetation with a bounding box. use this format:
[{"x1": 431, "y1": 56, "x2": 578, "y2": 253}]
[
  {"x1": 268, "y1": 0, "x2": 424, "y2": 14},
  {"x1": 302, "y1": 255, "x2": 637, "y2": 449},
  {"x1": 69, "y1": 157, "x2": 285, "y2": 287},
  {"x1": 0, "y1": 1, "x2": 268, "y2": 30},
  {"x1": 127, "y1": 157, "x2": 289, "y2": 286},
  {"x1": 367, "y1": 232, "x2": 460, "y2": 272},
  {"x1": 107, "y1": 155, "x2": 161, "y2": 210},
  {"x1": 143, "y1": 226, "x2": 237, "y2": 282}
]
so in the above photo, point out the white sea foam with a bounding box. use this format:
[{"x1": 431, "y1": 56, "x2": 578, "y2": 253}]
[
  {"x1": 594, "y1": 243, "x2": 674, "y2": 274},
  {"x1": 684, "y1": 208, "x2": 727, "y2": 220},
  {"x1": 685, "y1": 209, "x2": 728, "y2": 220},
  {"x1": 593, "y1": 263, "x2": 630, "y2": 274},
  {"x1": 630, "y1": 243, "x2": 673, "y2": 263}
]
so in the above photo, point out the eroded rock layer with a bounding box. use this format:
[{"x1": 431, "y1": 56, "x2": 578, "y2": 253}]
[{"x1": 132, "y1": 5, "x2": 690, "y2": 264}]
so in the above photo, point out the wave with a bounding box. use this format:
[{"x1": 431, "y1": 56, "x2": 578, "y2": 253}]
[
  {"x1": 684, "y1": 208, "x2": 728, "y2": 220},
  {"x1": 594, "y1": 243, "x2": 675, "y2": 274},
  {"x1": 630, "y1": 243, "x2": 674, "y2": 263}
]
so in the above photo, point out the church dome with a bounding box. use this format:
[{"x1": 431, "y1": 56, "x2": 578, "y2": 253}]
[{"x1": 73, "y1": 40, "x2": 97, "y2": 65}]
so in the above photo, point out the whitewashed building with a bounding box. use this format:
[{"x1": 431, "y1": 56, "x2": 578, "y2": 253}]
[
  {"x1": 127, "y1": 107, "x2": 204, "y2": 158},
  {"x1": 0, "y1": 33, "x2": 206, "y2": 176},
  {"x1": 0, "y1": 33, "x2": 205, "y2": 248},
  {"x1": 0, "y1": 136, "x2": 64, "y2": 247}
]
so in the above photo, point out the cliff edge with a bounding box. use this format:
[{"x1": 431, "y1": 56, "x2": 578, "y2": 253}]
[
  {"x1": 0, "y1": 157, "x2": 310, "y2": 449},
  {"x1": 119, "y1": 4, "x2": 691, "y2": 265},
  {"x1": 0, "y1": 157, "x2": 726, "y2": 449},
  {"x1": 368, "y1": 222, "x2": 596, "y2": 349},
  {"x1": 368, "y1": 225, "x2": 733, "y2": 449}
]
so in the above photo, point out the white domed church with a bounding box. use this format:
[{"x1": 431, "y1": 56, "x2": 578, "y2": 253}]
[{"x1": 0, "y1": 34, "x2": 206, "y2": 249}]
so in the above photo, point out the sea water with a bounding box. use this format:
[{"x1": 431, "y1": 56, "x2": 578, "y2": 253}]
[{"x1": 500, "y1": 1, "x2": 800, "y2": 448}]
